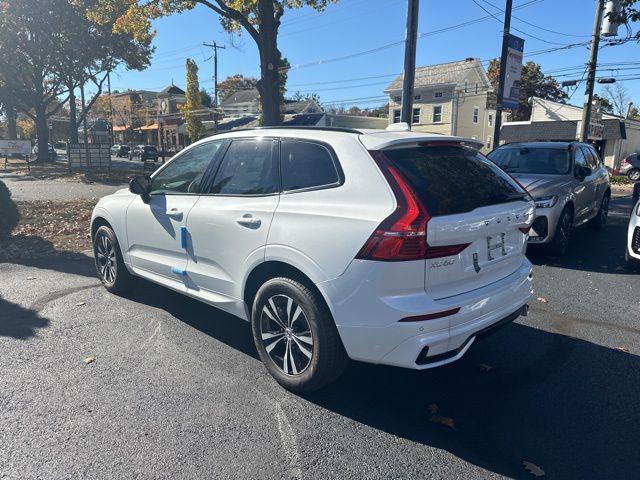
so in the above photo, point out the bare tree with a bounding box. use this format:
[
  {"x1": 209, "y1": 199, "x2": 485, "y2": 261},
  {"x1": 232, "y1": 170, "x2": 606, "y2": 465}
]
[{"x1": 602, "y1": 83, "x2": 632, "y2": 117}]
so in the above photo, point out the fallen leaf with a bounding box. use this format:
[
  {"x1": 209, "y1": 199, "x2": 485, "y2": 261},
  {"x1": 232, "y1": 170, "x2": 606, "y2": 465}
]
[
  {"x1": 478, "y1": 363, "x2": 495, "y2": 372},
  {"x1": 75, "y1": 301, "x2": 86, "y2": 306},
  {"x1": 427, "y1": 403, "x2": 440, "y2": 414},
  {"x1": 429, "y1": 414, "x2": 456, "y2": 430},
  {"x1": 83, "y1": 356, "x2": 95, "y2": 364},
  {"x1": 523, "y1": 461, "x2": 545, "y2": 477},
  {"x1": 537, "y1": 296, "x2": 548, "y2": 303},
  {"x1": 616, "y1": 347, "x2": 630, "y2": 353}
]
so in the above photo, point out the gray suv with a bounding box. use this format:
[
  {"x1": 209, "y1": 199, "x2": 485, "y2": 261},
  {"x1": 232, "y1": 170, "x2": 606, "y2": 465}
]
[{"x1": 489, "y1": 141, "x2": 611, "y2": 255}]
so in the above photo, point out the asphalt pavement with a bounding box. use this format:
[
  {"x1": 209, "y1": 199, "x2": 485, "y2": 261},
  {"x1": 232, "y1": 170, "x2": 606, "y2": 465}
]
[{"x1": 1, "y1": 195, "x2": 639, "y2": 479}]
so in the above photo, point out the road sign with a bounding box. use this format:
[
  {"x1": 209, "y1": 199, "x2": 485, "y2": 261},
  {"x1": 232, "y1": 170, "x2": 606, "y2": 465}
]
[
  {"x1": 503, "y1": 35, "x2": 525, "y2": 110},
  {"x1": 0, "y1": 140, "x2": 31, "y2": 156}
]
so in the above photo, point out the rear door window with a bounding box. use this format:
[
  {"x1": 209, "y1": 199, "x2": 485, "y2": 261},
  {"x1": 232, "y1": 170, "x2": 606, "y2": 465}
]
[
  {"x1": 281, "y1": 140, "x2": 340, "y2": 191},
  {"x1": 210, "y1": 139, "x2": 279, "y2": 195},
  {"x1": 382, "y1": 144, "x2": 526, "y2": 217},
  {"x1": 581, "y1": 146, "x2": 598, "y2": 170}
]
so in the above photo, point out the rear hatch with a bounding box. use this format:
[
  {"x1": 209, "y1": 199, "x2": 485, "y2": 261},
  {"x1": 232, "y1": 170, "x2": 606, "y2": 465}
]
[{"x1": 376, "y1": 141, "x2": 534, "y2": 299}]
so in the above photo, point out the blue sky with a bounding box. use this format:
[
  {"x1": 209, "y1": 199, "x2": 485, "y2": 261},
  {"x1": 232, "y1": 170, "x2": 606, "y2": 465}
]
[{"x1": 108, "y1": 0, "x2": 640, "y2": 110}]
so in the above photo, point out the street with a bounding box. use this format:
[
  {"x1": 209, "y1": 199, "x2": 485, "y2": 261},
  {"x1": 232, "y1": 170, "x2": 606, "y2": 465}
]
[{"x1": 1, "y1": 193, "x2": 638, "y2": 479}]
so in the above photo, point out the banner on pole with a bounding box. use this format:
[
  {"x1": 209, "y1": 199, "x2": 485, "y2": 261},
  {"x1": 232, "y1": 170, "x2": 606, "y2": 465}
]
[{"x1": 503, "y1": 35, "x2": 525, "y2": 110}]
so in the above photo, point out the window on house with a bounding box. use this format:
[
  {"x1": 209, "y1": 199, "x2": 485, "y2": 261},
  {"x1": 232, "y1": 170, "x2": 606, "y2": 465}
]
[
  {"x1": 464, "y1": 80, "x2": 468, "y2": 93},
  {"x1": 486, "y1": 136, "x2": 492, "y2": 149},
  {"x1": 488, "y1": 114, "x2": 494, "y2": 127},
  {"x1": 473, "y1": 107, "x2": 480, "y2": 124},
  {"x1": 393, "y1": 109, "x2": 401, "y2": 123},
  {"x1": 475, "y1": 83, "x2": 479, "y2": 94},
  {"x1": 434, "y1": 91, "x2": 443, "y2": 99},
  {"x1": 393, "y1": 95, "x2": 401, "y2": 103},
  {"x1": 414, "y1": 94, "x2": 421, "y2": 101},
  {"x1": 412, "y1": 108, "x2": 421, "y2": 124},
  {"x1": 433, "y1": 105, "x2": 443, "y2": 123}
]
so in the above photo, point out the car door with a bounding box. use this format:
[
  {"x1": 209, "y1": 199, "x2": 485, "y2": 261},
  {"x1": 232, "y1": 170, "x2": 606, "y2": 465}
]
[
  {"x1": 572, "y1": 146, "x2": 595, "y2": 224},
  {"x1": 585, "y1": 145, "x2": 609, "y2": 213},
  {"x1": 126, "y1": 141, "x2": 222, "y2": 291},
  {"x1": 185, "y1": 138, "x2": 280, "y2": 313}
]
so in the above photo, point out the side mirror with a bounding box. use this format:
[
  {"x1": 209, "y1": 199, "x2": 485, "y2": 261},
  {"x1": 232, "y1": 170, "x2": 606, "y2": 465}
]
[
  {"x1": 575, "y1": 165, "x2": 592, "y2": 181},
  {"x1": 129, "y1": 175, "x2": 152, "y2": 199}
]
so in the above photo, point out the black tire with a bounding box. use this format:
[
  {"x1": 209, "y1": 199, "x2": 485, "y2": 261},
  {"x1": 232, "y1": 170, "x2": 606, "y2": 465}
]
[
  {"x1": 93, "y1": 225, "x2": 134, "y2": 294},
  {"x1": 628, "y1": 169, "x2": 640, "y2": 182},
  {"x1": 251, "y1": 277, "x2": 348, "y2": 392},
  {"x1": 550, "y1": 207, "x2": 573, "y2": 256},
  {"x1": 626, "y1": 248, "x2": 640, "y2": 272},
  {"x1": 589, "y1": 192, "x2": 610, "y2": 231}
]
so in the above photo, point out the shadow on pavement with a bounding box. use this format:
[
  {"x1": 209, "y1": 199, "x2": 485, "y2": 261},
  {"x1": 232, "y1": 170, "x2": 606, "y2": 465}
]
[
  {"x1": 0, "y1": 235, "x2": 95, "y2": 278},
  {"x1": 0, "y1": 297, "x2": 49, "y2": 339},
  {"x1": 123, "y1": 279, "x2": 258, "y2": 361},
  {"x1": 527, "y1": 195, "x2": 634, "y2": 275},
  {"x1": 303, "y1": 321, "x2": 640, "y2": 478}
]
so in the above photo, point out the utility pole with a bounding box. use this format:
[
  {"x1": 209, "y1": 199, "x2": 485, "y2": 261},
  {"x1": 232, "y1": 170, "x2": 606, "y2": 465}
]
[
  {"x1": 580, "y1": 0, "x2": 605, "y2": 142},
  {"x1": 400, "y1": 0, "x2": 419, "y2": 129},
  {"x1": 492, "y1": 0, "x2": 513, "y2": 148},
  {"x1": 203, "y1": 41, "x2": 226, "y2": 132}
]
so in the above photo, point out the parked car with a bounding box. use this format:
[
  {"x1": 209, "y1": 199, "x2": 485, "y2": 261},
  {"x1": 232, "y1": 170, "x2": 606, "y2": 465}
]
[
  {"x1": 139, "y1": 145, "x2": 159, "y2": 162},
  {"x1": 620, "y1": 153, "x2": 640, "y2": 181},
  {"x1": 91, "y1": 126, "x2": 534, "y2": 391},
  {"x1": 111, "y1": 145, "x2": 130, "y2": 158},
  {"x1": 32, "y1": 142, "x2": 56, "y2": 161},
  {"x1": 488, "y1": 141, "x2": 611, "y2": 256},
  {"x1": 128, "y1": 145, "x2": 144, "y2": 160},
  {"x1": 627, "y1": 199, "x2": 640, "y2": 271}
]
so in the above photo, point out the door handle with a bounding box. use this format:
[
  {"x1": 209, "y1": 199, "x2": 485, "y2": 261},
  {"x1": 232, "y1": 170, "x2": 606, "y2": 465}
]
[
  {"x1": 166, "y1": 208, "x2": 183, "y2": 219},
  {"x1": 236, "y1": 214, "x2": 261, "y2": 228}
]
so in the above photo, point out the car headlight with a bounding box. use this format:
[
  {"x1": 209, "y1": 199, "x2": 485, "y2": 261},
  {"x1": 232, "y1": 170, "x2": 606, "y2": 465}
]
[{"x1": 534, "y1": 195, "x2": 558, "y2": 209}]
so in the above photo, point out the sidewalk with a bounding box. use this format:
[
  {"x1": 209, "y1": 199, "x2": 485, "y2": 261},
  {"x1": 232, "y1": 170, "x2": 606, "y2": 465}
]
[{"x1": 0, "y1": 172, "x2": 125, "y2": 201}]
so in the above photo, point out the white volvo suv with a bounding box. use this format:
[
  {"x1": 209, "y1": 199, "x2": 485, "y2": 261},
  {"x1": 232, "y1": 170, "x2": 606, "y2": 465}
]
[{"x1": 91, "y1": 126, "x2": 535, "y2": 392}]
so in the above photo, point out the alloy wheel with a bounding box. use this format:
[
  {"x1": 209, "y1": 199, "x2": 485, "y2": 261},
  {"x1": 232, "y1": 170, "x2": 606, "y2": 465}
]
[
  {"x1": 629, "y1": 170, "x2": 640, "y2": 181},
  {"x1": 96, "y1": 234, "x2": 117, "y2": 284},
  {"x1": 260, "y1": 294, "x2": 314, "y2": 376},
  {"x1": 600, "y1": 195, "x2": 609, "y2": 225},
  {"x1": 556, "y1": 211, "x2": 572, "y2": 253}
]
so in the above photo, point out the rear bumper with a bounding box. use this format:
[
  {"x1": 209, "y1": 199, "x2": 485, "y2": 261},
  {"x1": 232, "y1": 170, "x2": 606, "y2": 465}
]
[{"x1": 318, "y1": 260, "x2": 533, "y2": 369}]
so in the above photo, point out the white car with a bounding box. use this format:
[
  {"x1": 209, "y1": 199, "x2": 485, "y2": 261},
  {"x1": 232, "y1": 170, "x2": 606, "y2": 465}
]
[
  {"x1": 91, "y1": 126, "x2": 535, "y2": 392},
  {"x1": 627, "y1": 199, "x2": 640, "y2": 270}
]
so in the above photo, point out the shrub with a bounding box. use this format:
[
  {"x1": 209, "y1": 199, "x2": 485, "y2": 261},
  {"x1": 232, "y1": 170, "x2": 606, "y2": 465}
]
[
  {"x1": 610, "y1": 175, "x2": 634, "y2": 185},
  {"x1": 0, "y1": 180, "x2": 20, "y2": 237}
]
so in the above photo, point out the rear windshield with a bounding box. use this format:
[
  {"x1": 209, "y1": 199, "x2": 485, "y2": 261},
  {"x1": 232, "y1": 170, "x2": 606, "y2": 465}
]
[
  {"x1": 488, "y1": 147, "x2": 571, "y2": 175},
  {"x1": 383, "y1": 144, "x2": 527, "y2": 217}
]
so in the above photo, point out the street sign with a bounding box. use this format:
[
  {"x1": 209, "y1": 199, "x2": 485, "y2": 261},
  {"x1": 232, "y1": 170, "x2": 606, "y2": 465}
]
[
  {"x1": 0, "y1": 140, "x2": 31, "y2": 156},
  {"x1": 503, "y1": 35, "x2": 525, "y2": 110}
]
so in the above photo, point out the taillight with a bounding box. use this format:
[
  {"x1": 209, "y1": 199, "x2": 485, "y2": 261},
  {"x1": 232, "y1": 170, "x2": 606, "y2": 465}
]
[
  {"x1": 622, "y1": 158, "x2": 630, "y2": 166},
  {"x1": 356, "y1": 150, "x2": 469, "y2": 262}
]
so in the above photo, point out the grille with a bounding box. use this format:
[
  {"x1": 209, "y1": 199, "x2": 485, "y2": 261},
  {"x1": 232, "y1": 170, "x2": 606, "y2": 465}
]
[{"x1": 632, "y1": 227, "x2": 640, "y2": 254}]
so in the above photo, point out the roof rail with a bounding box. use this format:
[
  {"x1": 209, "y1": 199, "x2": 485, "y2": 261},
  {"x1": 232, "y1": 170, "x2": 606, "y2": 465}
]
[
  {"x1": 211, "y1": 125, "x2": 364, "y2": 135},
  {"x1": 252, "y1": 126, "x2": 364, "y2": 134}
]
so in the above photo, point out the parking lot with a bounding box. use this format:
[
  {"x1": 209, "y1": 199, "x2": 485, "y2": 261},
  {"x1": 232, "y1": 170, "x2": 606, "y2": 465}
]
[{"x1": 1, "y1": 193, "x2": 638, "y2": 479}]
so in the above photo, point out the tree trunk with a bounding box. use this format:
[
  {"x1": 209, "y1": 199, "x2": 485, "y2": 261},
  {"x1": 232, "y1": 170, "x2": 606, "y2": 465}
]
[
  {"x1": 5, "y1": 101, "x2": 18, "y2": 140},
  {"x1": 34, "y1": 104, "x2": 49, "y2": 163},
  {"x1": 256, "y1": 0, "x2": 281, "y2": 126},
  {"x1": 67, "y1": 86, "x2": 79, "y2": 144}
]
